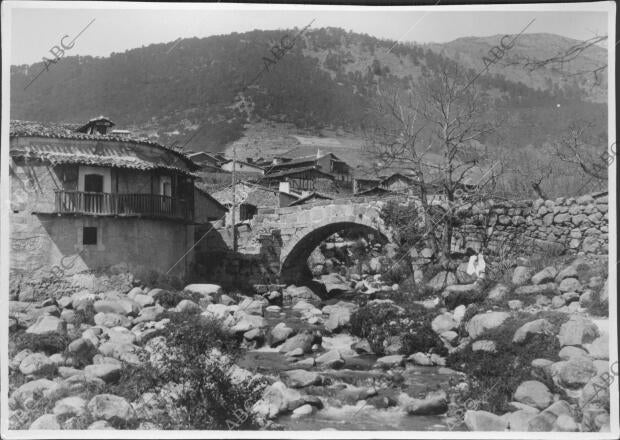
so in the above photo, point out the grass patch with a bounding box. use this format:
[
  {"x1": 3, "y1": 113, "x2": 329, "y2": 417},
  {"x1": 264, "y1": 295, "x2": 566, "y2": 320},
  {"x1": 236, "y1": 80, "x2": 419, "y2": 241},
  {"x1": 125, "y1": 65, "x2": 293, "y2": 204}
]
[{"x1": 447, "y1": 312, "x2": 568, "y2": 414}]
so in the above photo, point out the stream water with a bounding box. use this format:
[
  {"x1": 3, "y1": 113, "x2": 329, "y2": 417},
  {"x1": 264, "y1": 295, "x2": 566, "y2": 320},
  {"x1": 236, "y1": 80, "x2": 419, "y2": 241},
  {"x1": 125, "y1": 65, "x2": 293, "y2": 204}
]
[{"x1": 238, "y1": 301, "x2": 462, "y2": 431}]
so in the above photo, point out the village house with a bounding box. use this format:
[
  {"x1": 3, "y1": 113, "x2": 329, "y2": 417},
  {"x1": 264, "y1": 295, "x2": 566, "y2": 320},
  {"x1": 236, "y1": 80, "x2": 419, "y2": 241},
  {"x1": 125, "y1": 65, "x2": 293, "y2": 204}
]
[
  {"x1": 262, "y1": 166, "x2": 339, "y2": 193},
  {"x1": 9, "y1": 117, "x2": 218, "y2": 279},
  {"x1": 220, "y1": 158, "x2": 265, "y2": 176},
  {"x1": 266, "y1": 150, "x2": 352, "y2": 184},
  {"x1": 211, "y1": 181, "x2": 279, "y2": 224}
]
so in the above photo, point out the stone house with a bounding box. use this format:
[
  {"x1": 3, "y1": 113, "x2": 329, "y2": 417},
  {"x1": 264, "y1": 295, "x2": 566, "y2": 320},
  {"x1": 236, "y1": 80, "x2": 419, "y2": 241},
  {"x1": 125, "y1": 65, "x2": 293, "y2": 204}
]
[{"x1": 9, "y1": 118, "x2": 212, "y2": 279}]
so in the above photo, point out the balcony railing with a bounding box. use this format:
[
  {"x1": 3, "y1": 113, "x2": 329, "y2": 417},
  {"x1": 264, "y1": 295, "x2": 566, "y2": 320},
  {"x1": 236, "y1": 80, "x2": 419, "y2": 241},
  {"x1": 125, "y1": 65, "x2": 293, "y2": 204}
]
[{"x1": 54, "y1": 191, "x2": 193, "y2": 221}]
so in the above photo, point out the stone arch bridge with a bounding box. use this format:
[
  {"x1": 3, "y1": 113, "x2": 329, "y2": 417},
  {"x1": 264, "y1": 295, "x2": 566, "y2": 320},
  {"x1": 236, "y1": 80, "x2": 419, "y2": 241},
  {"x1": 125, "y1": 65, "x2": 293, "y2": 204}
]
[{"x1": 233, "y1": 196, "x2": 401, "y2": 284}]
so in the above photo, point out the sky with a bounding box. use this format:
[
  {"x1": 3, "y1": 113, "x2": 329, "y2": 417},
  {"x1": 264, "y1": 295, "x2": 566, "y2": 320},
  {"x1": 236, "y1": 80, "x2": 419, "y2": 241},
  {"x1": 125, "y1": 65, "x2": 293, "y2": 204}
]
[{"x1": 6, "y1": 3, "x2": 611, "y2": 66}]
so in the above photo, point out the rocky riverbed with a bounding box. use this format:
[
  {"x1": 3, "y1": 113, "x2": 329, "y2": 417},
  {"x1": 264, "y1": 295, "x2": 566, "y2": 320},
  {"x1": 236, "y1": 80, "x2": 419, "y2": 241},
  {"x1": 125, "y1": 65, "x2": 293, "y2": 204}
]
[{"x1": 7, "y1": 238, "x2": 612, "y2": 432}]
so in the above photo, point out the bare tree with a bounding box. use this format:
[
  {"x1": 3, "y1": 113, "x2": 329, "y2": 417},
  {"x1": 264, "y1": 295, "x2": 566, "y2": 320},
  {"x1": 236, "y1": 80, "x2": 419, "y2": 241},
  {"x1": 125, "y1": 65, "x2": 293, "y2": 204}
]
[
  {"x1": 553, "y1": 120, "x2": 607, "y2": 181},
  {"x1": 364, "y1": 60, "x2": 499, "y2": 265}
]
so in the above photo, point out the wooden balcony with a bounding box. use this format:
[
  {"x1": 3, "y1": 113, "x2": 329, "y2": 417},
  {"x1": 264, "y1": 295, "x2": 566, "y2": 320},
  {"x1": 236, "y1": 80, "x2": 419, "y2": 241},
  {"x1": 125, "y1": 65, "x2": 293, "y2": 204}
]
[{"x1": 54, "y1": 190, "x2": 193, "y2": 221}]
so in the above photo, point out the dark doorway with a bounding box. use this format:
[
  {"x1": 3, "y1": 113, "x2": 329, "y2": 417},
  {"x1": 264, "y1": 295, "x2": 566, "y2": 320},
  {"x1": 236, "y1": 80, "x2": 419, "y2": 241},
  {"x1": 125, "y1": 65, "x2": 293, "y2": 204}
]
[{"x1": 84, "y1": 174, "x2": 105, "y2": 213}]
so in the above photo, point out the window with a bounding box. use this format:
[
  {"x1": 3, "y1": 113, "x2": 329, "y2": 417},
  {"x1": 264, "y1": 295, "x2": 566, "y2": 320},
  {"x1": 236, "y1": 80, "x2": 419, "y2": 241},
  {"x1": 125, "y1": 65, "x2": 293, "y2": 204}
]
[
  {"x1": 83, "y1": 227, "x2": 97, "y2": 245},
  {"x1": 84, "y1": 174, "x2": 104, "y2": 193}
]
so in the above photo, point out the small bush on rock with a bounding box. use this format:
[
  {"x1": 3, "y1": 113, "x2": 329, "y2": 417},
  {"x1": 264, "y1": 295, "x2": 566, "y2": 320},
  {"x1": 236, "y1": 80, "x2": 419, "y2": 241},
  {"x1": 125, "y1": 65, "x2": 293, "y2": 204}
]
[
  {"x1": 12, "y1": 331, "x2": 70, "y2": 356},
  {"x1": 350, "y1": 300, "x2": 446, "y2": 356},
  {"x1": 447, "y1": 314, "x2": 564, "y2": 414}
]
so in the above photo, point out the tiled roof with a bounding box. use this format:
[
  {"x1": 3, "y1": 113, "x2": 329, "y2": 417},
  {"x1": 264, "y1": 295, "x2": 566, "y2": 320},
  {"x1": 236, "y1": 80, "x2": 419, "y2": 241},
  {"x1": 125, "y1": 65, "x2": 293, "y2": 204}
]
[
  {"x1": 10, "y1": 142, "x2": 197, "y2": 176},
  {"x1": 288, "y1": 192, "x2": 333, "y2": 206},
  {"x1": 211, "y1": 182, "x2": 279, "y2": 208},
  {"x1": 263, "y1": 166, "x2": 335, "y2": 180},
  {"x1": 10, "y1": 120, "x2": 198, "y2": 170}
]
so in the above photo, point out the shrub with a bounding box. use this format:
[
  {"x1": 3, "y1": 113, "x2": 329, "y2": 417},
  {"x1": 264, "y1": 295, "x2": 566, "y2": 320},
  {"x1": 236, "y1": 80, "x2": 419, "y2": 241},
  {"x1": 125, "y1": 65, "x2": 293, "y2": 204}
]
[
  {"x1": 12, "y1": 331, "x2": 70, "y2": 356},
  {"x1": 380, "y1": 200, "x2": 423, "y2": 253},
  {"x1": 350, "y1": 300, "x2": 445, "y2": 356},
  {"x1": 73, "y1": 302, "x2": 96, "y2": 327},
  {"x1": 447, "y1": 314, "x2": 565, "y2": 413},
  {"x1": 118, "y1": 312, "x2": 266, "y2": 430},
  {"x1": 152, "y1": 290, "x2": 203, "y2": 308}
]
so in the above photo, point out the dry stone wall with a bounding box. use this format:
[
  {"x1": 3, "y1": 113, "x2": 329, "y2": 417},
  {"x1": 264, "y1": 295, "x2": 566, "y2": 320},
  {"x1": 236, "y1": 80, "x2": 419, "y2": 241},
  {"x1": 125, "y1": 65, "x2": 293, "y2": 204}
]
[{"x1": 453, "y1": 192, "x2": 609, "y2": 258}]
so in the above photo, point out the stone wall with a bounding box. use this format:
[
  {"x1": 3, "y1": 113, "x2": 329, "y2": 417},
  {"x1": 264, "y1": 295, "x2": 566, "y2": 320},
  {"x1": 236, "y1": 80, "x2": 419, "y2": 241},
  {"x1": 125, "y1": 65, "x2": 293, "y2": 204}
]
[{"x1": 452, "y1": 192, "x2": 609, "y2": 258}]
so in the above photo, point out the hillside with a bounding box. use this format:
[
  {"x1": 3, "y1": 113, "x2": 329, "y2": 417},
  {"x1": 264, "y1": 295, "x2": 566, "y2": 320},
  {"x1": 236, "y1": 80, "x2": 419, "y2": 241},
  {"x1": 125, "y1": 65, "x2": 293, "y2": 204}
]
[{"x1": 11, "y1": 27, "x2": 607, "y2": 157}]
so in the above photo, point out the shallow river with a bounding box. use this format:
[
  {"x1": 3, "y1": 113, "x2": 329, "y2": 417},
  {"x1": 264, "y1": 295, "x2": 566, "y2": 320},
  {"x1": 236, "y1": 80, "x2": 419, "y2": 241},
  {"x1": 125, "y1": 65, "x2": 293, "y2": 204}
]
[{"x1": 239, "y1": 302, "x2": 461, "y2": 431}]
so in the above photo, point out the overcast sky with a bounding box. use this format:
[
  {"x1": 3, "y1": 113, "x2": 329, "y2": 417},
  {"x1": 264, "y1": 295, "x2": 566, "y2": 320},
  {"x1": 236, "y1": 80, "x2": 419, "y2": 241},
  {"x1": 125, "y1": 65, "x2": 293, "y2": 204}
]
[{"x1": 7, "y1": 3, "x2": 610, "y2": 65}]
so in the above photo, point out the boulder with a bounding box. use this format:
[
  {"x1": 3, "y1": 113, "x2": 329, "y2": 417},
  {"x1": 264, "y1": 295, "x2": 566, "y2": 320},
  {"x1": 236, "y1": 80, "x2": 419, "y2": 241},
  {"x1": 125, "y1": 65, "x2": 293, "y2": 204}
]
[
  {"x1": 281, "y1": 369, "x2": 321, "y2": 388},
  {"x1": 87, "y1": 394, "x2": 136, "y2": 425},
  {"x1": 106, "y1": 327, "x2": 137, "y2": 345},
  {"x1": 318, "y1": 273, "x2": 353, "y2": 294},
  {"x1": 94, "y1": 299, "x2": 140, "y2": 316},
  {"x1": 291, "y1": 404, "x2": 315, "y2": 419},
  {"x1": 19, "y1": 353, "x2": 56, "y2": 377},
  {"x1": 84, "y1": 364, "x2": 122, "y2": 383},
  {"x1": 315, "y1": 350, "x2": 345, "y2": 369},
  {"x1": 508, "y1": 300, "x2": 523, "y2": 310},
  {"x1": 10, "y1": 378, "x2": 55, "y2": 407},
  {"x1": 252, "y1": 381, "x2": 304, "y2": 419},
  {"x1": 30, "y1": 414, "x2": 60, "y2": 429},
  {"x1": 25, "y1": 315, "x2": 66, "y2": 336},
  {"x1": 464, "y1": 410, "x2": 509, "y2": 431},
  {"x1": 558, "y1": 346, "x2": 588, "y2": 360},
  {"x1": 94, "y1": 312, "x2": 132, "y2": 328},
  {"x1": 132, "y1": 305, "x2": 165, "y2": 324},
  {"x1": 550, "y1": 357, "x2": 597, "y2": 389},
  {"x1": 531, "y1": 266, "x2": 558, "y2": 285},
  {"x1": 558, "y1": 316, "x2": 599, "y2": 347},
  {"x1": 426, "y1": 271, "x2": 457, "y2": 292},
  {"x1": 512, "y1": 266, "x2": 533, "y2": 286},
  {"x1": 555, "y1": 266, "x2": 578, "y2": 282},
  {"x1": 183, "y1": 284, "x2": 223, "y2": 298},
  {"x1": 465, "y1": 312, "x2": 510, "y2": 340},
  {"x1": 513, "y1": 380, "x2": 553, "y2": 410},
  {"x1": 505, "y1": 409, "x2": 536, "y2": 431},
  {"x1": 551, "y1": 296, "x2": 566, "y2": 308},
  {"x1": 278, "y1": 332, "x2": 313, "y2": 355},
  {"x1": 44, "y1": 374, "x2": 106, "y2": 401},
  {"x1": 553, "y1": 414, "x2": 579, "y2": 431},
  {"x1": 487, "y1": 284, "x2": 510, "y2": 302},
  {"x1": 579, "y1": 374, "x2": 611, "y2": 408},
  {"x1": 405, "y1": 390, "x2": 448, "y2": 415},
  {"x1": 53, "y1": 396, "x2": 87, "y2": 417},
  {"x1": 408, "y1": 352, "x2": 433, "y2": 366},
  {"x1": 352, "y1": 339, "x2": 373, "y2": 354},
  {"x1": 374, "y1": 355, "x2": 405, "y2": 369},
  {"x1": 87, "y1": 421, "x2": 115, "y2": 429},
  {"x1": 558, "y1": 278, "x2": 582, "y2": 293},
  {"x1": 514, "y1": 283, "x2": 558, "y2": 296},
  {"x1": 472, "y1": 340, "x2": 496, "y2": 353},
  {"x1": 283, "y1": 285, "x2": 321, "y2": 305},
  {"x1": 583, "y1": 335, "x2": 609, "y2": 360},
  {"x1": 230, "y1": 312, "x2": 267, "y2": 333},
  {"x1": 452, "y1": 305, "x2": 467, "y2": 324},
  {"x1": 236, "y1": 298, "x2": 266, "y2": 316},
  {"x1": 68, "y1": 338, "x2": 97, "y2": 363},
  {"x1": 174, "y1": 299, "x2": 201, "y2": 314},
  {"x1": 512, "y1": 319, "x2": 553, "y2": 344},
  {"x1": 270, "y1": 323, "x2": 294, "y2": 346},
  {"x1": 431, "y1": 313, "x2": 457, "y2": 335}
]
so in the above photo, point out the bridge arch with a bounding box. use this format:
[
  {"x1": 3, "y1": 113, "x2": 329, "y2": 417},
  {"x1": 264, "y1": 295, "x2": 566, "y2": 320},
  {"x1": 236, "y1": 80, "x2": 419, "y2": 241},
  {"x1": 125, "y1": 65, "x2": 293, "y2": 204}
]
[{"x1": 279, "y1": 216, "x2": 393, "y2": 285}]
